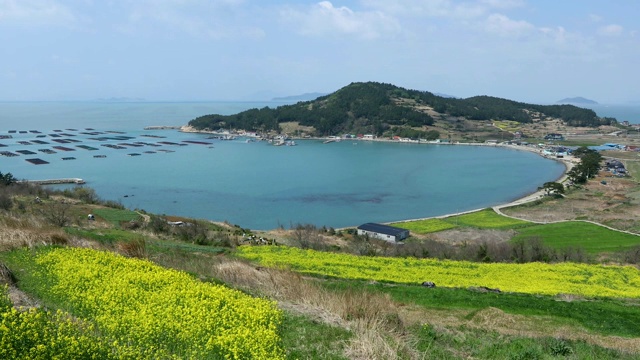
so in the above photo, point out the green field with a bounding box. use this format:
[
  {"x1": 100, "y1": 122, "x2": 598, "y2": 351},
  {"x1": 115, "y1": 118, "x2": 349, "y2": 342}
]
[
  {"x1": 398, "y1": 209, "x2": 533, "y2": 234},
  {"x1": 393, "y1": 218, "x2": 456, "y2": 234},
  {"x1": 449, "y1": 209, "x2": 533, "y2": 229},
  {"x1": 512, "y1": 221, "x2": 640, "y2": 253},
  {"x1": 92, "y1": 208, "x2": 142, "y2": 225},
  {"x1": 324, "y1": 280, "x2": 640, "y2": 337}
]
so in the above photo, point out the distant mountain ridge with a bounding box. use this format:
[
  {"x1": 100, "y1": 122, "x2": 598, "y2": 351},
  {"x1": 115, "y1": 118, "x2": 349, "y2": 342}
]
[
  {"x1": 189, "y1": 82, "x2": 615, "y2": 136},
  {"x1": 557, "y1": 97, "x2": 598, "y2": 105}
]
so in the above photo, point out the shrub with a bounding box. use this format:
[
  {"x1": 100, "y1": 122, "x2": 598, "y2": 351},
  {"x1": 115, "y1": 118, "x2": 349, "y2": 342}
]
[
  {"x1": 0, "y1": 193, "x2": 12, "y2": 211},
  {"x1": 49, "y1": 234, "x2": 69, "y2": 246},
  {"x1": 117, "y1": 239, "x2": 147, "y2": 259},
  {"x1": 548, "y1": 338, "x2": 573, "y2": 356},
  {"x1": 38, "y1": 202, "x2": 71, "y2": 227}
]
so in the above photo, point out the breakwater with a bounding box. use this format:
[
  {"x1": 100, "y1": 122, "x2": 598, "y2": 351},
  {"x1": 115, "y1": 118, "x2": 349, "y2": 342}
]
[
  {"x1": 143, "y1": 126, "x2": 182, "y2": 130},
  {"x1": 21, "y1": 178, "x2": 86, "y2": 185}
]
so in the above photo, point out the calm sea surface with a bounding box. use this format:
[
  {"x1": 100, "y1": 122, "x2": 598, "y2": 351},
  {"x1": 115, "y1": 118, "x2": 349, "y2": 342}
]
[
  {"x1": 584, "y1": 104, "x2": 640, "y2": 124},
  {"x1": 0, "y1": 101, "x2": 569, "y2": 230}
]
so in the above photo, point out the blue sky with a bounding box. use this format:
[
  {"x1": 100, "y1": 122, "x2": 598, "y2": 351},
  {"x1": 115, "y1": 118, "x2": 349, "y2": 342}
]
[{"x1": 1, "y1": 0, "x2": 638, "y2": 103}]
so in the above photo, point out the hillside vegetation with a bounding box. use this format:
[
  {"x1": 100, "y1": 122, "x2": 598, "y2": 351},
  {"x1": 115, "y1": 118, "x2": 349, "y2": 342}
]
[{"x1": 188, "y1": 82, "x2": 614, "y2": 136}]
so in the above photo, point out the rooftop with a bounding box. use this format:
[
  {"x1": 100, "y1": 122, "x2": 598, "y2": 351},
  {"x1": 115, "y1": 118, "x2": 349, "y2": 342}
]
[{"x1": 357, "y1": 223, "x2": 409, "y2": 236}]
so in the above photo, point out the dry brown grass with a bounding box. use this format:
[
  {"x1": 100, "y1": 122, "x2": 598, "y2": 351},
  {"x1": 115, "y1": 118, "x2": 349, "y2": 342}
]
[
  {"x1": 430, "y1": 228, "x2": 516, "y2": 245},
  {"x1": 116, "y1": 238, "x2": 147, "y2": 259},
  {"x1": 0, "y1": 215, "x2": 71, "y2": 250},
  {"x1": 212, "y1": 260, "x2": 414, "y2": 359},
  {"x1": 405, "y1": 306, "x2": 640, "y2": 355},
  {"x1": 502, "y1": 169, "x2": 640, "y2": 230}
]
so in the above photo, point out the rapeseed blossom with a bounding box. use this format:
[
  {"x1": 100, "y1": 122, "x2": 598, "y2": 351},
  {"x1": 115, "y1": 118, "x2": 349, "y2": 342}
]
[
  {"x1": 237, "y1": 246, "x2": 640, "y2": 298},
  {"x1": 22, "y1": 247, "x2": 284, "y2": 359}
]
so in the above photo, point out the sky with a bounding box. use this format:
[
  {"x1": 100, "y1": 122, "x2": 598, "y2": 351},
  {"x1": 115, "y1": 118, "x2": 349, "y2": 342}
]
[{"x1": 1, "y1": 0, "x2": 639, "y2": 103}]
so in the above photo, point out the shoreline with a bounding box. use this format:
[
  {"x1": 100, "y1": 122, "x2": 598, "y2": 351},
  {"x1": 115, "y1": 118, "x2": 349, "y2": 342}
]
[{"x1": 180, "y1": 126, "x2": 576, "y2": 229}]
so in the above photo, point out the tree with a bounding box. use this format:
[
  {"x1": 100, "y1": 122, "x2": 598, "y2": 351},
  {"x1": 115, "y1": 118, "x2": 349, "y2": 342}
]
[
  {"x1": 567, "y1": 166, "x2": 587, "y2": 184},
  {"x1": 39, "y1": 201, "x2": 71, "y2": 227},
  {"x1": 291, "y1": 223, "x2": 324, "y2": 250},
  {"x1": 0, "y1": 172, "x2": 16, "y2": 186},
  {"x1": 567, "y1": 147, "x2": 602, "y2": 185},
  {"x1": 540, "y1": 182, "x2": 564, "y2": 197}
]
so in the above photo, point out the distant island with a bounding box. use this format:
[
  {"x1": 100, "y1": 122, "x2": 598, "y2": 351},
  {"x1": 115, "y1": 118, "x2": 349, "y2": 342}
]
[
  {"x1": 556, "y1": 97, "x2": 598, "y2": 105},
  {"x1": 272, "y1": 92, "x2": 327, "y2": 102},
  {"x1": 434, "y1": 92, "x2": 457, "y2": 98},
  {"x1": 97, "y1": 97, "x2": 146, "y2": 102}
]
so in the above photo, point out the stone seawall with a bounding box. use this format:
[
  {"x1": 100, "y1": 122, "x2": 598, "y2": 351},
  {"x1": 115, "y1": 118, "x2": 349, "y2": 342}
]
[{"x1": 20, "y1": 178, "x2": 86, "y2": 185}]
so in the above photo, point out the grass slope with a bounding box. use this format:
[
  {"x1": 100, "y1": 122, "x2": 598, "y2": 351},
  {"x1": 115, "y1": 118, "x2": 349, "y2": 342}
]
[
  {"x1": 513, "y1": 221, "x2": 640, "y2": 253},
  {"x1": 324, "y1": 280, "x2": 640, "y2": 338},
  {"x1": 396, "y1": 208, "x2": 534, "y2": 235}
]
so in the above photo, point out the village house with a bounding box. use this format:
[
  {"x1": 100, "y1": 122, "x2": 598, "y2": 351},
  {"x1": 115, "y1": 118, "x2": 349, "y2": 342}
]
[
  {"x1": 357, "y1": 223, "x2": 410, "y2": 242},
  {"x1": 544, "y1": 133, "x2": 564, "y2": 141}
]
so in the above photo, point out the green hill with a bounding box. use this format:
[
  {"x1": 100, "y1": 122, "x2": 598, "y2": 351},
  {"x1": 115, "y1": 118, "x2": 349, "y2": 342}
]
[{"x1": 188, "y1": 82, "x2": 614, "y2": 136}]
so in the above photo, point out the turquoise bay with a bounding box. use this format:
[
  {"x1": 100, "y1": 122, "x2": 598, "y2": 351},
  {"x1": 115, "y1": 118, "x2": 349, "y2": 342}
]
[{"x1": 0, "y1": 102, "x2": 566, "y2": 230}]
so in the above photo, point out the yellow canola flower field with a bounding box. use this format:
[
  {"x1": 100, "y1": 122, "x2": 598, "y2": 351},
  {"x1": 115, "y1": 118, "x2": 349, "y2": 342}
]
[
  {"x1": 0, "y1": 293, "x2": 126, "y2": 360},
  {"x1": 236, "y1": 246, "x2": 640, "y2": 299},
  {"x1": 33, "y1": 247, "x2": 284, "y2": 359}
]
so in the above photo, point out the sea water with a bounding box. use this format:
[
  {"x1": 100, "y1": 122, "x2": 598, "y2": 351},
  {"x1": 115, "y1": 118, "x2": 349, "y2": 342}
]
[
  {"x1": 0, "y1": 101, "x2": 568, "y2": 230},
  {"x1": 583, "y1": 104, "x2": 640, "y2": 124}
]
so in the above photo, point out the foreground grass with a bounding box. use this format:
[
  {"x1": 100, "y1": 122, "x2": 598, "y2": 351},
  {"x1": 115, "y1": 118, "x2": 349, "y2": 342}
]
[
  {"x1": 513, "y1": 221, "x2": 640, "y2": 254},
  {"x1": 413, "y1": 325, "x2": 637, "y2": 360},
  {"x1": 280, "y1": 313, "x2": 351, "y2": 360},
  {"x1": 64, "y1": 227, "x2": 143, "y2": 245},
  {"x1": 324, "y1": 280, "x2": 640, "y2": 338}
]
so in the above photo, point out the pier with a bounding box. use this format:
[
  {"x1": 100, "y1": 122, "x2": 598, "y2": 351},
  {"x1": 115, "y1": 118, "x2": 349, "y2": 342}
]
[
  {"x1": 143, "y1": 126, "x2": 181, "y2": 130},
  {"x1": 20, "y1": 178, "x2": 86, "y2": 185}
]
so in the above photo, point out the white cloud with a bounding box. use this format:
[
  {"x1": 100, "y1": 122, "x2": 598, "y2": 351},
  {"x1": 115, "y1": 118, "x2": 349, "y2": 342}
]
[
  {"x1": 361, "y1": 0, "x2": 522, "y2": 19},
  {"x1": 0, "y1": 0, "x2": 78, "y2": 27},
  {"x1": 122, "y1": 0, "x2": 265, "y2": 40},
  {"x1": 598, "y1": 24, "x2": 623, "y2": 37},
  {"x1": 484, "y1": 13, "x2": 533, "y2": 37},
  {"x1": 539, "y1": 26, "x2": 568, "y2": 43},
  {"x1": 281, "y1": 1, "x2": 401, "y2": 39},
  {"x1": 479, "y1": 0, "x2": 524, "y2": 9},
  {"x1": 588, "y1": 14, "x2": 602, "y2": 23},
  {"x1": 359, "y1": 0, "x2": 452, "y2": 17}
]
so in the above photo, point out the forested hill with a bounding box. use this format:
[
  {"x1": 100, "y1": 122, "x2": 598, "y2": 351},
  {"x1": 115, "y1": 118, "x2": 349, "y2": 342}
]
[{"x1": 188, "y1": 82, "x2": 614, "y2": 136}]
